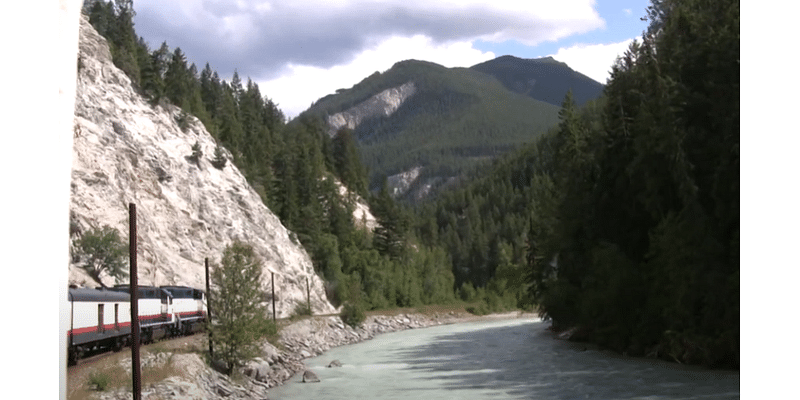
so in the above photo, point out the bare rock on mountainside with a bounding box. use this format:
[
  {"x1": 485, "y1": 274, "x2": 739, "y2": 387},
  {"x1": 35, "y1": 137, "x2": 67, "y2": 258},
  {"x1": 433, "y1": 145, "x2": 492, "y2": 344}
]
[
  {"x1": 69, "y1": 15, "x2": 335, "y2": 317},
  {"x1": 326, "y1": 82, "x2": 416, "y2": 137}
]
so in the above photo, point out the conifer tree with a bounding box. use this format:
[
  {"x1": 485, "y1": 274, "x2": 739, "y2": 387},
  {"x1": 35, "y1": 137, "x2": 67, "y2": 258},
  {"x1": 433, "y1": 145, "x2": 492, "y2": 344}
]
[
  {"x1": 164, "y1": 47, "x2": 190, "y2": 108},
  {"x1": 208, "y1": 242, "x2": 275, "y2": 375}
]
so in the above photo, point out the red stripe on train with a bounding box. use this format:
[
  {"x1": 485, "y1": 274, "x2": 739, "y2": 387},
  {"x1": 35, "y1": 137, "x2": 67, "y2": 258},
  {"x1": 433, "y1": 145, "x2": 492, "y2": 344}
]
[{"x1": 67, "y1": 314, "x2": 172, "y2": 336}]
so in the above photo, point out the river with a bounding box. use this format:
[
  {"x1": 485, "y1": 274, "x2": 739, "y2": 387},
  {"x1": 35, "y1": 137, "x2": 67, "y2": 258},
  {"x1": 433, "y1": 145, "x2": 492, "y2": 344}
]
[{"x1": 269, "y1": 317, "x2": 739, "y2": 399}]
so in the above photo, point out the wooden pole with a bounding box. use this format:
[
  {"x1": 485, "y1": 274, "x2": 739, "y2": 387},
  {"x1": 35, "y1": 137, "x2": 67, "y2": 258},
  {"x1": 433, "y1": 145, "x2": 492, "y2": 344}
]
[
  {"x1": 271, "y1": 272, "x2": 276, "y2": 322},
  {"x1": 306, "y1": 277, "x2": 311, "y2": 315},
  {"x1": 129, "y1": 203, "x2": 141, "y2": 400},
  {"x1": 205, "y1": 257, "x2": 213, "y2": 359}
]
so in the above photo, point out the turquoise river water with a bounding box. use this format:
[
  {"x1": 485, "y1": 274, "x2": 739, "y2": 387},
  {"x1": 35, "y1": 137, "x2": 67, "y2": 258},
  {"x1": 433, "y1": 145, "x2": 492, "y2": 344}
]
[{"x1": 269, "y1": 317, "x2": 739, "y2": 399}]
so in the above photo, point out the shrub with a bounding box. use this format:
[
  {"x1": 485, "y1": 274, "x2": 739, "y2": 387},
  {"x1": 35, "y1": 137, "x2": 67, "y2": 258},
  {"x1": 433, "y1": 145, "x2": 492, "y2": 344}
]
[
  {"x1": 188, "y1": 141, "x2": 203, "y2": 164},
  {"x1": 459, "y1": 282, "x2": 477, "y2": 302},
  {"x1": 87, "y1": 371, "x2": 110, "y2": 391},
  {"x1": 291, "y1": 302, "x2": 312, "y2": 319},
  {"x1": 210, "y1": 145, "x2": 227, "y2": 169},
  {"x1": 176, "y1": 111, "x2": 190, "y2": 132},
  {"x1": 340, "y1": 302, "x2": 366, "y2": 328}
]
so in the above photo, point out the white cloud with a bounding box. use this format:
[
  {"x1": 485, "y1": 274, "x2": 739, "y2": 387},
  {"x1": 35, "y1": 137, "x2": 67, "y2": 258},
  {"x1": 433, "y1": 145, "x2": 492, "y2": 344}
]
[
  {"x1": 259, "y1": 36, "x2": 495, "y2": 119},
  {"x1": 550, "y1": 38, "x2": 638, "y2": 84},
  {"x1": 624, "y1": 8, "x2": 632, "y2": 16},
  {"x1": 132, "y1": 0, "x2": 611, "y2": 116},
  {"x1": 135, "y1": 0, "x2": 603, "y2": 75}
]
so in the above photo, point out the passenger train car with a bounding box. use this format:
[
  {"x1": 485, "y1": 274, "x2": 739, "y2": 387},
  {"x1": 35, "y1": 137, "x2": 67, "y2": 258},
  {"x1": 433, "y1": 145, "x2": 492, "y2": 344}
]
[{"x1": 67, "y1": 285, "x2": 207, "y2": 365}]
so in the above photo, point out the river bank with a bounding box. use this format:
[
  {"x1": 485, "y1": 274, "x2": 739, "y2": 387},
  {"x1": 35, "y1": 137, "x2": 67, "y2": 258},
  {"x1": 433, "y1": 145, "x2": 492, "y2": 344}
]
[{"x1": 71, "y1": 310, "x2": 535, "y2": 399}]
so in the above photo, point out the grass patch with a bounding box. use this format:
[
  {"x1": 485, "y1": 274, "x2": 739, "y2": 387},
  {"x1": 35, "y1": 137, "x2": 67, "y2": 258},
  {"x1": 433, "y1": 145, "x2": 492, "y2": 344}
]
[{"x1": 87, "y1": 371, "x2": 111, "y2": 391}]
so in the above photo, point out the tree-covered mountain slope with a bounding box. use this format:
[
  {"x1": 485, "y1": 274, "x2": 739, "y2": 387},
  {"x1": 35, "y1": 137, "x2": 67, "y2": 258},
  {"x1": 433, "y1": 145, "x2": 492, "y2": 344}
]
[
  {"x1": 301, "y1": 59, "x2": 565, "y2": 202},
  {"x1": 470, "y1": 55, "x2": 605, "y2": 107}
]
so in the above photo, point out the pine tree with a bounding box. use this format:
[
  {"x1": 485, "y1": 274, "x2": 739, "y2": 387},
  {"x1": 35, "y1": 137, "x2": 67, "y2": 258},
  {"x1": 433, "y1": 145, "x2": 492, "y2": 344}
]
[
  {"x1": 211, "y1": 145, "x2": 227, "y2": 169},
  {"x1": 164, "y1": 47, "x2": 189, "y2": 108},
  {"x1": 208, "y1": 242, "x2": 275, "y2": 375},
  {"x1": 332, "y1": 128, "x2": 368, "y2": 196}
]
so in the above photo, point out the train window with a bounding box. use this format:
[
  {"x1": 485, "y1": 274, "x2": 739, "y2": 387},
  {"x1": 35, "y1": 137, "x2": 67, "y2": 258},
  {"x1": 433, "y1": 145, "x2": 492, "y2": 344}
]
[
  {"x1": 115, "y1": 304, "x2": 119, "y2": 331},
  {"x1": 98, "y1": 304, "x2": 104, "y2": 333}
]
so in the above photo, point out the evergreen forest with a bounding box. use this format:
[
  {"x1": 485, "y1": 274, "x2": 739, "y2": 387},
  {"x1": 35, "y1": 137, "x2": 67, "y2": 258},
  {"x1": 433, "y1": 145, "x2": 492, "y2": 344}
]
[
  {"x1": 83, "y1": 0, "x2": 739, "y2": 369},
  {"x1": 414, "y1": 0, "x2": 739, "y2": 367}
]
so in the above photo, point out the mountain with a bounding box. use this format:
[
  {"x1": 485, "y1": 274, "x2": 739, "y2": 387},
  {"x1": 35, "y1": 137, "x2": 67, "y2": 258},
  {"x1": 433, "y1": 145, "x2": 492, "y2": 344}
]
[
  {"x1": 302, "y1": 59, "x2": 564, "y2": 202},
  {"x1": 470, "y1": 55, "x2": 605, "y2": 107},
  {"x1": 70, "y1": 15, "x2": 335, "y2": 318}
]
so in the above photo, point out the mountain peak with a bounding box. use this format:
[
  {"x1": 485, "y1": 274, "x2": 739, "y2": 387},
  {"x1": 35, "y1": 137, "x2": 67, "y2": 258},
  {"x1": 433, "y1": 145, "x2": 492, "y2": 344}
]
[{"x1": 470, "y1": 55, "x2": 603, "y2": 106}]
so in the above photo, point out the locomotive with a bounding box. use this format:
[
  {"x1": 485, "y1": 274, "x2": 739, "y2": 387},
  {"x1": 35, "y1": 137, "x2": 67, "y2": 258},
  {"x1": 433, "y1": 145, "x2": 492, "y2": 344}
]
[{"x1": 67, "y1": 285, "x2": 207, "y2": 365}]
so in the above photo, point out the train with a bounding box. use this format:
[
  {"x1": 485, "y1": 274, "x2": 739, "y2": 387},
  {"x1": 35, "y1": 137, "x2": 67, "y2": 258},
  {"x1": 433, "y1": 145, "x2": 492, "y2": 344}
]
[{"x1": 67, "y1": 285, "x2": 208, "y2": 365}]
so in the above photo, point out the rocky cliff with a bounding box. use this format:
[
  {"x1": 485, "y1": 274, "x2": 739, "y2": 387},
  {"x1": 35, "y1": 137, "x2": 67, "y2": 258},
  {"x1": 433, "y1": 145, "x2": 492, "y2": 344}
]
[
  {"x1": 70, "y1": 15, "x2": 335, "y2": 317},
  {"x1": 325, "y1": 82, "x2": 416, "y2": 137}
]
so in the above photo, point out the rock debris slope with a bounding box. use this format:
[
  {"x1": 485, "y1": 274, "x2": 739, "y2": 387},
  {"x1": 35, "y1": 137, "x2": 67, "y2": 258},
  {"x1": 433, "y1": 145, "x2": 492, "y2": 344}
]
[{"x1": 69, "y1": 15, "x2": 334, "y2": 317}]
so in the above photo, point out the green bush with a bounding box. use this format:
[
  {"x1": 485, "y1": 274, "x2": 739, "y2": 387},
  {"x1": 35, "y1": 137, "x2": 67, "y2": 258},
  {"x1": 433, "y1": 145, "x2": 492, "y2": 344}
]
[
  {"x1": 211, "y1": 145, "x2": 227, "y2": 169},
  {"x1": 72, "y1": 225, "x2": 128, "y2": 288},
  {"x1": 340, "y1": 302, "x2": 366, "y2": 328},
  {"x1": 87, "y1": 371, "x2": 110, "y2": 391},
  {"x1": 459, "y1": 282, "x2": 477, "y2": 302},
  {"x1": 292, "y1": 302, "x2": 312, "y2": 319},
  {"x1": 188, "y1": 141, "x2": 202, "y2": 164}
]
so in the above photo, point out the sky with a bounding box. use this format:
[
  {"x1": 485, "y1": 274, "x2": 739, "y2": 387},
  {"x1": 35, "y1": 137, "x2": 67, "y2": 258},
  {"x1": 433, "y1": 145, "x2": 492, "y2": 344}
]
[{"x1": 131, "y1": 0, "x2": 651, "y2": 119}]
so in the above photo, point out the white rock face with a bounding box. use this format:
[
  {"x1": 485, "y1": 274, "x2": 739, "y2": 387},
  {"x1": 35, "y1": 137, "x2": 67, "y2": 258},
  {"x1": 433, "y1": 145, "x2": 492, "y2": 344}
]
[
  {"x1": 326, "y1": 82, "x2": 416, "y2": 136},
  {"x1": 70, "y1": 15, "x2": 335, "y2": 317},
  {"x1": 333, "y1": 179, "x2": 379, "y2": 232},
  {"x1": 386, "y1": 166, "x2": 424, "y2": 198}
]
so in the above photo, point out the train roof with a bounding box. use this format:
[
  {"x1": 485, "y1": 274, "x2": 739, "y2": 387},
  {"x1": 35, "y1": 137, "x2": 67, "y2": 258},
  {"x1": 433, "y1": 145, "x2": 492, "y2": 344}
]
[
  {"x1": 68, "y1": 287, "x2": 130, "y2": 302},
  {"x1": 159, "y1": 285, "x2": 204, "y2": 291},
  {"x1": 160, "y1": 286, "x2": 205, "y2": 298},
  {"x1": 160, "y1": 285, "x2": 204, "y2": 293},
  {"x1": 110, "y1": 285, "x2": 170, "y2": 297}
]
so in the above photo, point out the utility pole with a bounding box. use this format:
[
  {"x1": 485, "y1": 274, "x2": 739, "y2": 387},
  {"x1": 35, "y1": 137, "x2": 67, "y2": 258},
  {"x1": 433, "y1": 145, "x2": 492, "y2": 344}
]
[
  {"x1": 306, "y1": 277, "x2": 311, "y2": 315},
  {"x1": 205, "y1": 257, "x2": 213, "y2": 359},
  {"x1": 271, "y1": 272, "x2": 276, "y2": 322},
  {"x1": 129, "y1": 203, "x2": 141, "y2": 400}
]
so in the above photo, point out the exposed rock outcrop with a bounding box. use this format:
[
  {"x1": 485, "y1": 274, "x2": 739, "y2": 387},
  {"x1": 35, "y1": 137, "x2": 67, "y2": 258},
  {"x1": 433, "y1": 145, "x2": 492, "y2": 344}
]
[
  {"x1": 385, "y1": 166, "x2": 460, "y2": 201},
  {"x1": 70, "y1": 15, "x2": 334, "y2": 317},
  {"x1": 386, "y1": 166, "x2": 423, "y2": 197},
  {"x1": 333, "y1": 178, "x2": 378, "y2": 231},
  {"x1": 325, "y1": 82, "x2": 416, "y2": 136}
]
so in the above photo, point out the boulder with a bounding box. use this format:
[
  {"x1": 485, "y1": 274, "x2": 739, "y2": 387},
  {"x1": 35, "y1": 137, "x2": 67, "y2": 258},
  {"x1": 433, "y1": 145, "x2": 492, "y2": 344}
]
[
  {"x1": 302, "y1": 370, "x2": 320, "y2": 383},
  {"x1": 327, "y1": 360, "x2": 342, "y2": 368},
  {"x1": 255, "y1": 363, "x2": 272, "y2": 382}
]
